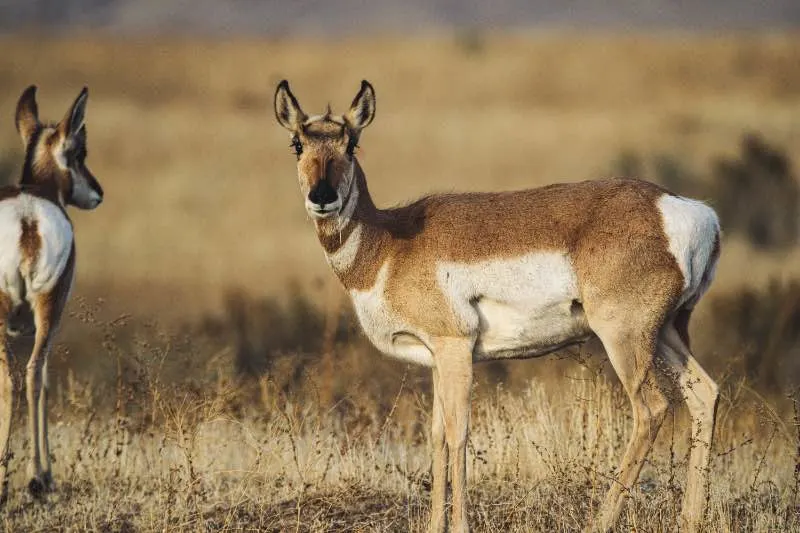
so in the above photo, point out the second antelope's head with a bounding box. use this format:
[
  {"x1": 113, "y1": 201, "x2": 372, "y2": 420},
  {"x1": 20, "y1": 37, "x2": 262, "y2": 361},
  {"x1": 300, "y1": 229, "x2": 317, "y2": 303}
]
[
  {"x1": 15, "y1": 85, "x2": 104, "y2": 210},
  {"x1": 274, "y1": 80, "x2": 375, "y2": 219}
]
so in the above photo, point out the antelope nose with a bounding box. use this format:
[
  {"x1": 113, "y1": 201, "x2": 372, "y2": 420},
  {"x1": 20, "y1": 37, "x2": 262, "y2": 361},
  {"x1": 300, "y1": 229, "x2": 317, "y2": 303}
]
[
  {"x1": 308, "y1": 180, "x2": 338, "y2": 208},
  {"x1": 90, "y1": 190, "x2": 103, "y2": 206}
]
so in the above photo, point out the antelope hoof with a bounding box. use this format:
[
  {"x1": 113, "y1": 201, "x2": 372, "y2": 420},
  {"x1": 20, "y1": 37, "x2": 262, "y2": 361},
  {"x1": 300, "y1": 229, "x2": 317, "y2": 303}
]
[
  {"x1": 40, "y1": 472, "x2": 56, "y2": 493},
  {"x1": 28, "y1": 477, "x2": 47, "y2": 500}
]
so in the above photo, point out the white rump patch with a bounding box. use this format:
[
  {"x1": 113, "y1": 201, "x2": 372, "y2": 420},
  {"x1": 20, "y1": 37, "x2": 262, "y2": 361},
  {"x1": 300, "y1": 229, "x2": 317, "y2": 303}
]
[
  {"x1": 657, "y1": 194, "x2": 720, "y2": 308},
  {"x1": 0, "y1": 194, "x2": 73, "y2": 303},
  {"x1": 0, "y1": 204, "x2": 24, "y2": 305}
]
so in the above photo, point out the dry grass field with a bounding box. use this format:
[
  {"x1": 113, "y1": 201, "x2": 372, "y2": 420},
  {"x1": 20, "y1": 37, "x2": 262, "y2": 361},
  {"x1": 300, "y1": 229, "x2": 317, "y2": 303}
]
[{"x1": 0, "y1": 32, "x2": 798, "y2": 531}]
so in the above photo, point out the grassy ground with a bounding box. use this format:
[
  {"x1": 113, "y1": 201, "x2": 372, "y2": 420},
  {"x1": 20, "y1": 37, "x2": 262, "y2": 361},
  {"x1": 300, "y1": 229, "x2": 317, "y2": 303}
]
[
  {"x1": 0, "y1": 32, "x2": 797, "y2": 530},
  {"x1": 0, "y1": 298, "x2": 789, "y2": 532},
  {"x1": 0, "y1": 359, "x2": 796, "y2": 532}
]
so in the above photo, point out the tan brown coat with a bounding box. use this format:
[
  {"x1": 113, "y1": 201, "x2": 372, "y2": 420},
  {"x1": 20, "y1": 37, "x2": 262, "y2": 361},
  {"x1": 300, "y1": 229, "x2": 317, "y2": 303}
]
[{"x1": 274, "y1": 80, "x2": 720, "y2": 533}]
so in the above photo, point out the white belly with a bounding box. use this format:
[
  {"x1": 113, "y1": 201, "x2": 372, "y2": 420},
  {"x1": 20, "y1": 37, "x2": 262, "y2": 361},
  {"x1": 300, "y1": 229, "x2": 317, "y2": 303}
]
[
  {"x1": 438, "y1": 251, "x2": 591, "y2": 361},
  {"x1": 472, "y1": 296, "x2": 589, "y2": 359},
  {"x1": 349, "y1": 252, "x2": 591, "y2": 368},
  {"x1": 0, "y1": 195, "x2": 73, "y2": 304}
]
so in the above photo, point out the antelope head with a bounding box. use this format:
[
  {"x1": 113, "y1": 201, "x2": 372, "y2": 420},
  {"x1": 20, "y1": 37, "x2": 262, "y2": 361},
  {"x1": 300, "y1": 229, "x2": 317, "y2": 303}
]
[
  {"x1": 274, "y1": 80, "x2": 375, "y2": 219},
  {"x1": 15, "y1": 85, "x2": 104, "y2": 209}
]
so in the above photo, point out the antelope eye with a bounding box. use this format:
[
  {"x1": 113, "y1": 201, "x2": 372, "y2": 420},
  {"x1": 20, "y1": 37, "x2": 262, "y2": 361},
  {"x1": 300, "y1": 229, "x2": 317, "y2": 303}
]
[{"x1": 291, "y1": 136, "x2": 303, "y2": 158}]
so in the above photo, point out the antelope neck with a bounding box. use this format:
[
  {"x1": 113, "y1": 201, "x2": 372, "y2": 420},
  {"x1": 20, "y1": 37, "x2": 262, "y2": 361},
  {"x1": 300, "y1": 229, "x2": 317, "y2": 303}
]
[{"x1": 314, "y1": 160, "x2": 386, "y2": 285}]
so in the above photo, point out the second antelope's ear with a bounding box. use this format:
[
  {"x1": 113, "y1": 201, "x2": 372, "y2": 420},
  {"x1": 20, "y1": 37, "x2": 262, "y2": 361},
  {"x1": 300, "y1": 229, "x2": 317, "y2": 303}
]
[
  {"x1": 59, "y1": 87, "x2": 89, "y2": 139},
  {"x1": 345, "y1": 80, "x2": 376, "y2": 131},
  {"x1": 15, "y1": 85, "x2": 40, "y2": 146},
  {"x1": 274, "y1": 80, "x2": 307, "y2": 131}
]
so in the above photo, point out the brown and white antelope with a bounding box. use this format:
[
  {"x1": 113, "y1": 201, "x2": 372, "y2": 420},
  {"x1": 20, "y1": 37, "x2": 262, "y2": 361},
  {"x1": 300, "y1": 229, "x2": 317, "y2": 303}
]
[
  {"x1": 0, "y1": 86, "x2": 103, "y2": 501},
  {"x1": 274, "y1": 80, "x2": 720, "y2": 532}
]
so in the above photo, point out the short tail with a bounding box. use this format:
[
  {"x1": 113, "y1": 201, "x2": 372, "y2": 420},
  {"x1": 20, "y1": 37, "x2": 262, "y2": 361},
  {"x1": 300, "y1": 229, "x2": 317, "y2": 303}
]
[{"x1": 674, "y1": 231, "x2": 721, "y2": 350}]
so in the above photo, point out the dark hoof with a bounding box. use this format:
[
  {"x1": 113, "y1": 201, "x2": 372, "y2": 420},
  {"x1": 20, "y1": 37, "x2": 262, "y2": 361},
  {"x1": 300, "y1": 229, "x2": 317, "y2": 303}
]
[
  {"x1": 8, "y1": 305, "x2": 35, "y2": 338},
  {"x1": 28, "y1": 478, "x2": 46, "y2": 500},
  {"x1": 41, "y1": 472, "x2": 56, "y2": 493}
]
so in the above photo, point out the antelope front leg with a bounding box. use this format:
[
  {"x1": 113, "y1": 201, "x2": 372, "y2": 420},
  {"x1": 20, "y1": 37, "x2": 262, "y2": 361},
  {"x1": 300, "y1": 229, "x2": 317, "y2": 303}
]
[
  {"x1": 430, "y1": 368, "x2": 448, "y2": 533},
  {"x1": 433, "y1": 337, "x2": 474, "y2": 533}
]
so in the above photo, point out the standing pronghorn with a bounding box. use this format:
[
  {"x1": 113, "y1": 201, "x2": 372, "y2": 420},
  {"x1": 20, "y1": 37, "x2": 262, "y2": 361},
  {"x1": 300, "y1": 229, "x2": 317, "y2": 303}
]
[
  {"x1": 0, "y1": 86, "x2": 103, "y2": 501},
  {"x1": 274, "y1": 80, "x2": 720, "y2": 532}
]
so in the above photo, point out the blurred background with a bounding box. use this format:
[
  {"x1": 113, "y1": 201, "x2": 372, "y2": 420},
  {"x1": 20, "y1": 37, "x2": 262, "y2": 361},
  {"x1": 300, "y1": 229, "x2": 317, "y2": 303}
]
[
  {"x1": 0, "y1": 0, "x2": 798, "y2": 426},
  {"x1": 0, "y1": 2, "x2": 798, "y2": 530}
]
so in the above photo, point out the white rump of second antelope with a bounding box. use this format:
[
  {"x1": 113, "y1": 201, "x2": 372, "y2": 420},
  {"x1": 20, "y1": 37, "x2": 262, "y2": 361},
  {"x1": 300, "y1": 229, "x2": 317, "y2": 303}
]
[{"x1": 0, "y1": 85, "x2": 104, "y2": 503}]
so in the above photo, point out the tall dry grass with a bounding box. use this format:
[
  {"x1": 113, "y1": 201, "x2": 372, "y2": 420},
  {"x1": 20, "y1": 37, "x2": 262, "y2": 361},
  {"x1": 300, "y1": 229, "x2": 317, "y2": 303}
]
[
  {"x1": 0, "y1": 280, "x2": 784, "y2": 530},
  {"x1": 1, "y1": 315, "x2": 797, "y2": 531},
  {"x1": 0, "y1": 32, "x2": 797, "y2": 530}
]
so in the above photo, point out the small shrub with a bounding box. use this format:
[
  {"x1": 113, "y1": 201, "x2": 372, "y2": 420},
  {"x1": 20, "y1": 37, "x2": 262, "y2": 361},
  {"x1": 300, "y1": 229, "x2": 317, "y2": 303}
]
[
  {"x1": 609, "y1": 150, "x2": 699, "y2": 197},
  {"x1": 611, "y1": 132, "x2": 799, "y2": 250},
  {"x1": 708, "y1": 279, "x2": 800, "y2": 391},
  {"x1": 712, "y1": 133, "x2": 799, "y2": 249},
  {"x1": 205, "y1": 285, "x2": 359, "y2": 379},
  {"x1": 455, "y1": 28, "x2": 485, "y2": 56},
  {"x1": 609, "y1": 150, "x2": 644, "y2": 179}
]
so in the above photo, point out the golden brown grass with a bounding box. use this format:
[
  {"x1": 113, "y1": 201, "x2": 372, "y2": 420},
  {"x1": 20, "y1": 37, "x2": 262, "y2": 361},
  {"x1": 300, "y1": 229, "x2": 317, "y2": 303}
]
[
  {"x1": 1, "y1": 334, "x2": 796, "y2": 532},
  {"x1": 0, "y1": 31, "x2": 798, "y2": 531},
  {"x1": 0, "y1": 286, "x2": 782, "y2": 531}
]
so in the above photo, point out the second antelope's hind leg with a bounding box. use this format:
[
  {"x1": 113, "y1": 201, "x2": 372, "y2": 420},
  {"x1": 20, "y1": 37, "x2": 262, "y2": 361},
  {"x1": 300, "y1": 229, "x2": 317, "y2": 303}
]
[
  {"x1": 27, "y1": 256, "x2": 73, "y2": 498},
  {"x1": 591, "y1": 319, "x2": 670, "y2": 532},
  {"x1": 659, "y1": 323, "x2": 719, "y2": 532},
  {"x1": 0, "y1": 295, "x2": 14, "y2": 504},
  {"x1": 26, "y1": 295, "x2": 54, "y2": 499}
]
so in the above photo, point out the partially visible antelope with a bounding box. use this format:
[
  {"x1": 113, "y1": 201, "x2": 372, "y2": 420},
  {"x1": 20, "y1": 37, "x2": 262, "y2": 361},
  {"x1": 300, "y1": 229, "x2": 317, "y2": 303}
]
[
  {"x1": 274, "y1": 80, "x2": 720, "y2": 532},
  {"x1": 0, "y1": 86, "x2": 103, "y2": 501}
]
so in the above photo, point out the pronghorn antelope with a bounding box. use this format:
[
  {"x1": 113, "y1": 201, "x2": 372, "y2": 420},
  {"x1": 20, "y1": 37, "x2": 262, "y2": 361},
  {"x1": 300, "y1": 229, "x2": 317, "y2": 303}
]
[
  {"x1": 274, "y1": 80, "x2": 720, "y2": 532},
  {"x1": 0, "y1": 86, "x2": 103, "y2": 501}
]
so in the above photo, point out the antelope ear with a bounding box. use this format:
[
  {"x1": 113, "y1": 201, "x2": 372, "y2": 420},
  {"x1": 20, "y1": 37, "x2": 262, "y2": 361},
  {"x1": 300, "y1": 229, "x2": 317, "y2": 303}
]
[
  {"x1": 345, "y1": 80, "x2": 376, "y2": 131},
  {"x1": 15, "y1": 85, "x2": 40, "y2": 146},
  {"x1": 274, "y1": 80, "x2": 307, "y2": 131},
  {"x1": 59, "y1": 86, "x2": 89, "y2": 139}
]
